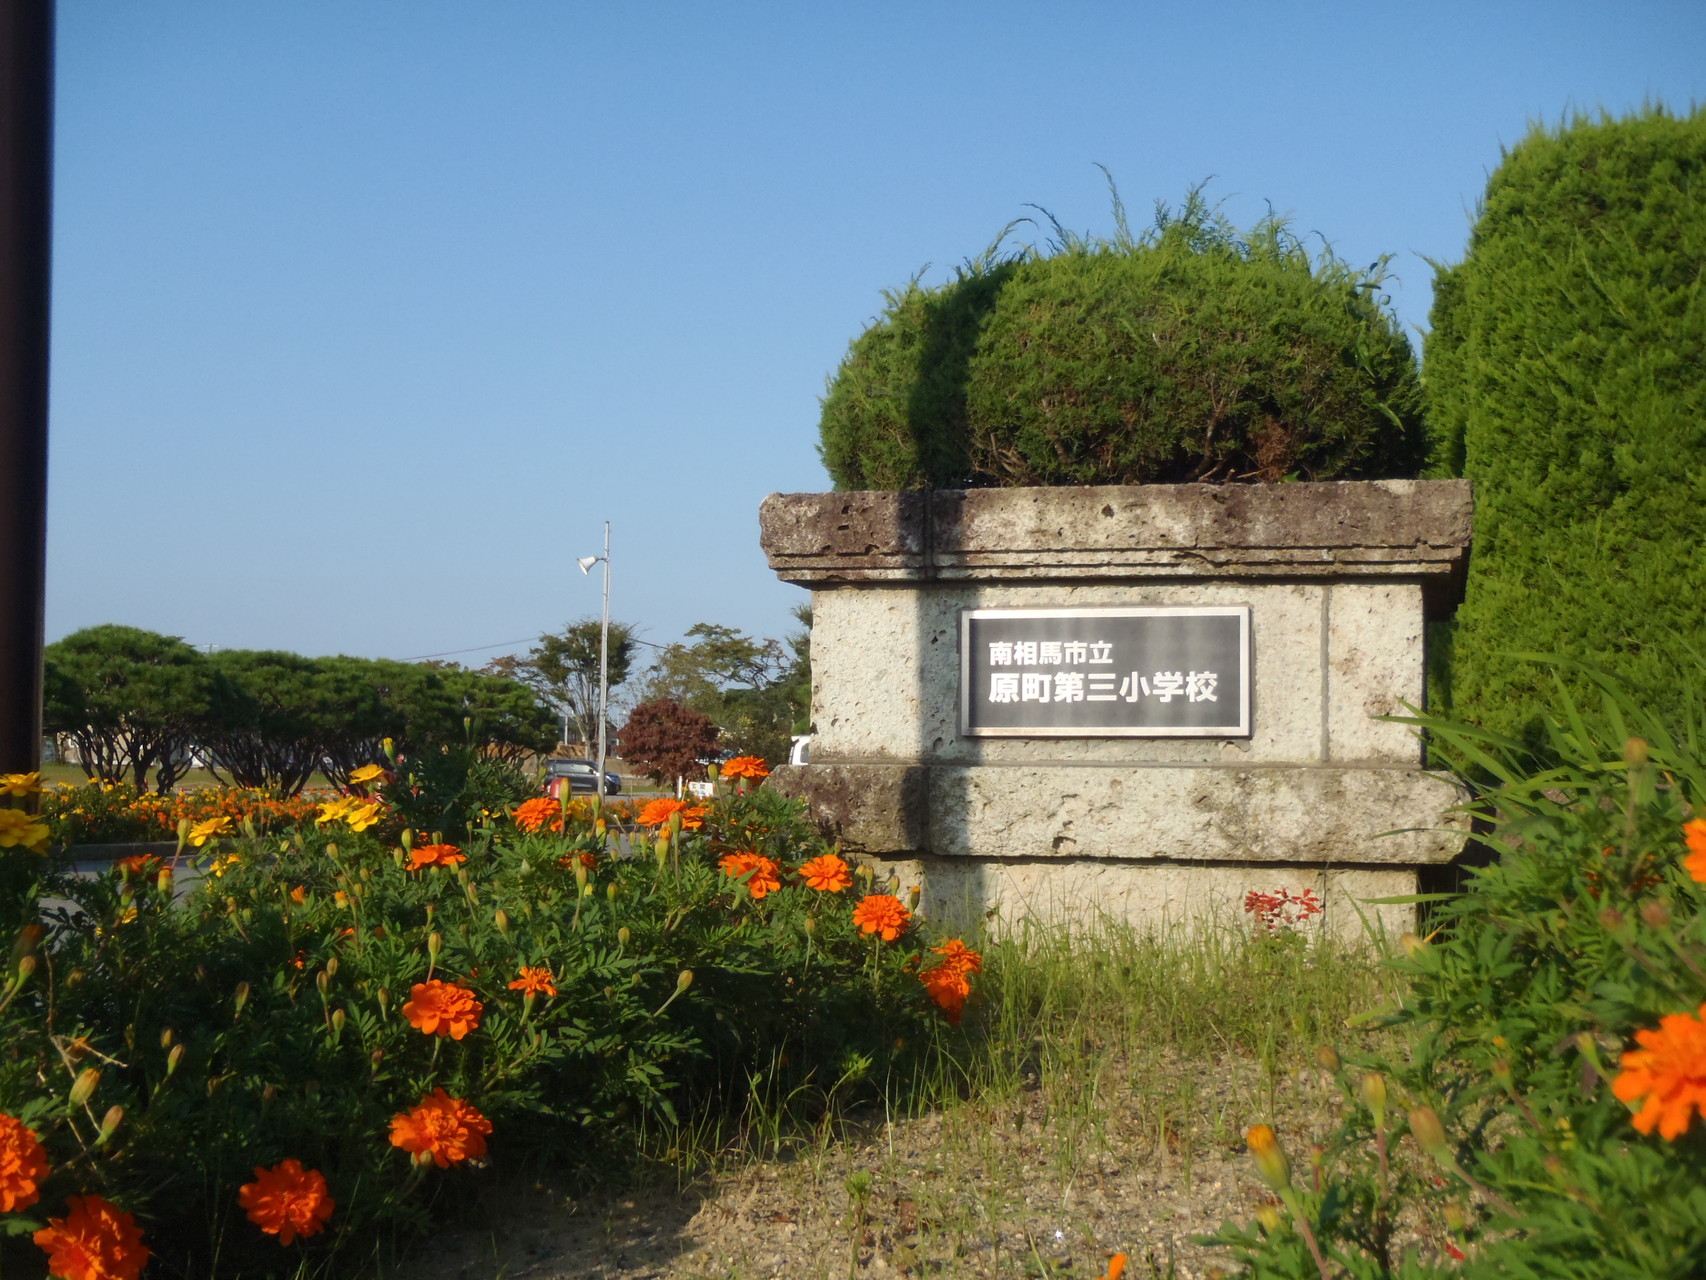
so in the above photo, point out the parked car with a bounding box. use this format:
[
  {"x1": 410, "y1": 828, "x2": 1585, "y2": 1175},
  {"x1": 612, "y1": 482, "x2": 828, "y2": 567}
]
[{"x1": 544, "y1": 757, "x2": 621, "y2": 796}]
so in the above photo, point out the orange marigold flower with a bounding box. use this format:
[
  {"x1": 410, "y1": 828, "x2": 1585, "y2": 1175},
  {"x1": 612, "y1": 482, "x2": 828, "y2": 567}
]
[
  {"x1": 851, "y1": 893, "x2": 911, "y2": 941},
  {"x1": 401, "y1": 980, "x2": 484, "y2": 1040},
  {"x1": 557, "y1": 849, "x2": 597, "y2": 872},
  {"x1": 635, "y1": 797, "x2": 706, "y2": 829},
  {"x1": 508, "y1": 966, "x2": 558, "y2": 997},
  {"x1": 1684, "y1": 819, "x2": 1706, "y2": 884},
  {"x1": 113, "y1": 854, "x2": 161, "y2": 878},
  {"x1": 408, "y1": 843, "x2": 466, "y2": 872},
  {"x1": 718, "y1": 852, "x2": 782, "y2": 899},
  {"x1": 0, "y1": 1112, "x2": 47, "y2": 1213},
  {"x1": 238, "y1": 1158, "x2": 335, "y2": 1245},
  {"x1": 931, "y1": 938, "x2": 983, "y2": 976},
  {"x1": 288, "y1": 885, "x2": 307, "y2": 905},
  {"x1": 720, "y1": 755, "x2": 770, "y2": 781},
  {"x1": 33, "y1": 1194, "x2": 150, "y2": 1280},
  {"x1": 513, "y1": 796, "x2": 564, "y2": 834},
  {"x1": 1612, "y1": 1000, "x2": 1706, "y2": 1139},
  {"x1": 388, "y1": 1088, "x2": 492, "y2": 1168},
  {"x1": 798, "y1": 853, "x2": 851, "y2": 893},
  {"x1": 919, "y1": 962, "x2": 972, "y2": 1023}
]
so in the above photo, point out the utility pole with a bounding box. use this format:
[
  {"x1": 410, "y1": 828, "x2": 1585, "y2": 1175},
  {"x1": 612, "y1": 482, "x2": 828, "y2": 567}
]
[
  {"x1": 0, "y1": 0, "x2": 54, "y2": 778},
  {"x1": 577, "y1": 521, "x2": 611, "y2": 801}
]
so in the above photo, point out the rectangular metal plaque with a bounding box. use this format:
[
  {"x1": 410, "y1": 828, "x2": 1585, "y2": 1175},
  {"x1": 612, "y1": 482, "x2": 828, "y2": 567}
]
[{"x1": 959, "y1": 606, "x2": 1251, "y2": 738}]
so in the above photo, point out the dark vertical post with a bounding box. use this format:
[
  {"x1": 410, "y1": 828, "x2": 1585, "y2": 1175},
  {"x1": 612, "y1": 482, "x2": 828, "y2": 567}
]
[{"x1": 0, "y1": 0, "x2": 54, "y2": 777}]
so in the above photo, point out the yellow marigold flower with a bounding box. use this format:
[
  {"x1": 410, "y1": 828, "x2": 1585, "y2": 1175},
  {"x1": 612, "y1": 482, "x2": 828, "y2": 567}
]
[
  {"x1": 1684, "y1": 819, "x2": 1706, "y2": 884},
  {"x1": 1613, "y1": 1000, "x2": 1706, "y2": 1139},
  {"x1": 0, "y1": 808, "x2": 50, "y2": 853},
  {"x1": 344, "y1": 801, "x2": 382, "y2": 832},
  {"x1": 315, "y1": 797, "x2": 355, "y2": 826},
  {"x1": 0, "y1": 772, "x2": 42, "y2": 797},
  {"x1": 851, "y1": 893, "x2": 911, "y2": 941},
  {"x1": 348, "y1": 764, "x2": 386, "y2": 786},
  {"x1": 188, "y1": 816, "x2": 231, "y2": 847}
]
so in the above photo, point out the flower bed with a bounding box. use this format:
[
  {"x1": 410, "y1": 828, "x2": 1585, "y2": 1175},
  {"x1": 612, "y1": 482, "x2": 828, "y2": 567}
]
[{"x1": 0, "y1": 763, "x2": 980, "y2": 1276}]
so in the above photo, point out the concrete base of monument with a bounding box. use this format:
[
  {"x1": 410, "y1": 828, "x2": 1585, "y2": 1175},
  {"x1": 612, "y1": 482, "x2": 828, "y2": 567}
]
[
  {"x1": 856, "y1": 853, "x2": 1421, "y2": 943},
  {"x1": 770, "y1": 760, "x2": 1469, "y2": 941}
]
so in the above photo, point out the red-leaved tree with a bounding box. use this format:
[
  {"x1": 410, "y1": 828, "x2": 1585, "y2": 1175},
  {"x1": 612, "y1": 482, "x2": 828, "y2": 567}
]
[{"x1": 616, "y1": 699, "x2": 722, "y2": 784}]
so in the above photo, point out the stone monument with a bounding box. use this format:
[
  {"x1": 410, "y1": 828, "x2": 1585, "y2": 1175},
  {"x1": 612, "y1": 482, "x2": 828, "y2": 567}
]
[{"x1": 761, "y1": 479, "x2": 1473, "y2": 939}]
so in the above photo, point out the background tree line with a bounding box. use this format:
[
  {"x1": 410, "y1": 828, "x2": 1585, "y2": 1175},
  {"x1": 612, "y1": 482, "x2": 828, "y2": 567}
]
[
  {"x1": 44, "y1": 608, "x2": 813, "y2": 795},
  {"x1": 44, "y1": 625, "x2": 556, "y2": 794}
]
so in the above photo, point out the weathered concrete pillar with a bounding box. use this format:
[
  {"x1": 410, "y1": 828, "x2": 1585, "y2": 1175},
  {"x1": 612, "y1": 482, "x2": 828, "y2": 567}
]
[{"x1": 760, "y1": 480, "x2": 1473, "y2": 940}]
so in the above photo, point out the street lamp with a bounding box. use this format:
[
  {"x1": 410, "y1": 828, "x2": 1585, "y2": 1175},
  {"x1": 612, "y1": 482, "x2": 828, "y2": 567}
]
[{"x1": 577, "y1": 521, "x2": 611, "y2": 802}]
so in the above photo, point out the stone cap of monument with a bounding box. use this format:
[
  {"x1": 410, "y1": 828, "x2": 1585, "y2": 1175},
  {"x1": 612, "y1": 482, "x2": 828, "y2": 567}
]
[{"x1": 760, "y1": 479, "x2": 1472, "y2": 597}]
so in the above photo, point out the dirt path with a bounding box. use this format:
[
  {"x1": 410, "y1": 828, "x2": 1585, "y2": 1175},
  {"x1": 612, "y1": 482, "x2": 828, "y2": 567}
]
[{"x1": 410, "y1": 1057, "x2": 1343, "y2": 1280}]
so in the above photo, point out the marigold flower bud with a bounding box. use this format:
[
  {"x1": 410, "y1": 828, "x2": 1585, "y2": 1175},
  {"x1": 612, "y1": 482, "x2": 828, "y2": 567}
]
[
  {"x1": 803, "y1": 917, "x2": 816, "y2": 936},
  {"x1": 234, "y1": 981, "x2": 250, "y2": 1017},
  {"x1": 573, "y1": 861, "x2": 588, "y2": 889},
  {"x1": 428, "y1": 931, "x2": 442, "y2": 959},
  {"x1": 1624, "y1": 736, "x2": 1649, "y2": 768},
  {"x1": 167, "y1": 1044, "x2": 185, "y2": 1075},
  {"x1": 160, "y1": 1027, "x2": 173, "y2": 1048},
  {"x1": 1640, "y1": 900, "x2": 1672, "y2": 929},
  {"x1": 1245, "y1": 1124, "x2": 1291, "y2": 1191},
  {"x1": 1359, "y1": 1071, "x2": 1387, "y2": 1128},
  {"x1": 70, "y1": 1067, "x2": 101, "y2": 1107},
  {"x1": 1255, "y1": 1205, "x2": 1283, "y2": 1233},
  {"x1": 14, "y1": 954, "x2": 35, "y2": 984},
  {"x1": 425, "y1": 903, "x2": 436, "y2": 920},
  {"x1": 607, "y1": 882, "x2": 619, "y2": 901},
  {"x1": 316, "y1": 971, "x2": 330, "y2": 996},
  {"x1": 582, "y1": 883, "x2": 594, "y2": 898},
  {"x1": 377, "y1": 987, "x2": 391, "y2": 1014},
  {"x1": 393, "y1": 848, "x2": 406, "y2": 868},
  {"x1": 370, "y1": 1049, "x2": 385, "y2": 1067},
  {"x1": 400, "y1": 828, "x2": 413, "y2": 851},
  {"x1": 1314, "y1": 1045, "x2": 1341, "y2": 1073},
  {"x1": 676, "y1": 969, "x2": 693, "y2": 993},
  {"x1": 907, "y1": 885, "x2": 922, "y2": 911},
  {"x1": 156, "y1": 867, "x2": 173, "y2": 895},
  {"x1": 494, "y1": 909, "x2": 511, "y2": 934},
  {"x1": 1398, "y1": 932, "x2": 1426, "y2": 958},
  {"x1": 99, "y1": 1105, "x2": 124, "y2": 1141},
  {"x1": 331, "y1": 1009, "x2": 346, "y2": 1033},
  {"x1": 176, "y1": 816, "x2": 192, "y2": 847},
  {"x1": 1409, "y1": 1105, "x2": 1450, "y2": 1159},
  {"x1": 617, "y1": 927, "x2": 631, "y2": 947}
]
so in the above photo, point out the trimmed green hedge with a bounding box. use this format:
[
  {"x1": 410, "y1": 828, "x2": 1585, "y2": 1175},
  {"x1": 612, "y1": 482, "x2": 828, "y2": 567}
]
[
  {"x1": 1427, "y1": 107, "x2": 1706, "y2": 737},
  {"x1": 819, "y1": 197, "x2": 1428, "y2": 490}
]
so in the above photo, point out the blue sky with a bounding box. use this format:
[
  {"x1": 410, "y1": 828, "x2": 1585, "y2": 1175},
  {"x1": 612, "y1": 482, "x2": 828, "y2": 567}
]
[{"x1": 47, "y1": 1, "x2": 1706, "y2": 667}]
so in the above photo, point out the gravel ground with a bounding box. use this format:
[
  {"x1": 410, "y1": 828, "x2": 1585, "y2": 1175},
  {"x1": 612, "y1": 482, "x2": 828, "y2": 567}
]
[{"x1": 408, "y1": 1056, "x2": 1346, "y2": 1280}]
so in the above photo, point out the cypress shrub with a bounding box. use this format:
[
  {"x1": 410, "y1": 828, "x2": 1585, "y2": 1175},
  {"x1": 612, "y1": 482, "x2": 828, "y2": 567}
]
[
  {"x1": 817, "y1": 195, "x2": 1428, "y2": 489},
  {"x1": 1427, "y1": 107, "x2": 1706, "y2": 737}
]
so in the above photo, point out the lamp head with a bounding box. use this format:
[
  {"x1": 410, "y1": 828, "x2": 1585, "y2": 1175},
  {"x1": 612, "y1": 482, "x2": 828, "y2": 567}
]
[{"x1": 577, "y1": 555, "x2": 600, "y2": 575}]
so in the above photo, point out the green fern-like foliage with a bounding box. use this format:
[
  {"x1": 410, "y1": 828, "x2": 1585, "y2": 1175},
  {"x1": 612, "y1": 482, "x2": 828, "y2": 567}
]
[
  {"x1": 817, "y1": 192, "x2": 1428, "y2": 490},
  {"x1": 1427, "y1": 106, "x2": 1706, "y2": 739}
]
